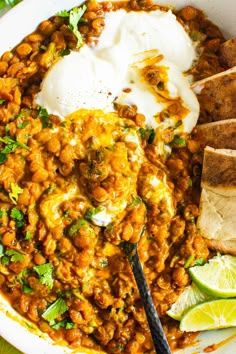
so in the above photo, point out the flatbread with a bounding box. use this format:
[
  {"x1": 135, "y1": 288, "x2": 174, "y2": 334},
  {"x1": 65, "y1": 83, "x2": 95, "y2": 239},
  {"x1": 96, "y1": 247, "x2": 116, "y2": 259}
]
[
  {"x1": 197, "y1": 147, "x2": 236, "y2": 254},
  {"x1": 192, "y1": 66, "x2": 236, "y2": 122},
  {"x1": 219, "y1": 36, "x2": 236, "y2": 68},
  {"x1": 196, "y1": 119, "x2": 236, "y2": 150},
  {"x1": 201, "y1": 146, "x2": 236, "y2": 196}
]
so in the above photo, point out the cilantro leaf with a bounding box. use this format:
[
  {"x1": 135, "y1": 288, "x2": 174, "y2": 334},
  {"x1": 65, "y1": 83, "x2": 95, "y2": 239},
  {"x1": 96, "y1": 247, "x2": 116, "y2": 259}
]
[
  {"x1": 68, "y1": 218, "x2": 87, "y2": 237},
  {"x1": 129, "y1": 195, "x2": 142, "y2": 208},
  {"x1": 56, "y1": 9, "x2": 70, "y2": 17},
  {"x1": 9, "y1": 182, "x2": 23, "y2": 204},
  {"x1": 138, "y1": 128, "x2": 155, "y2": 144},
  {"x1": 10, "y1": 207, "x2": 24, "y2": 227},
  {"x1": 33, "y1": 263, "x2": 54, "y2": 289},
  {"x1": 68, "y1": 5, "x2": 86, "y2": 48},
  {"x1": 0, "y1": 153, "x2": 7, "y2": 164},
  {"x1": 171, "y1": 135, "x2": 186, "y2": 146},
  {"x1": 6, "y1": 249, "x2": 24, "y2": 262},
  {"x1": 51, "y1": 319, "x2": 74, "y2": 330},
  {"x1": 37, "y1": 106, "x2": 52, "y2": 129},
  {"x1": 25, "y1": 231, "x2": 33, "y2": 240},
  {"x1": 0, "y1": 99, "x2": 5, "y2": 105},
  {"x1": 42, "y1": 298, "x2": 68, "y2": 323},
  {"x1": 17, "y1": 121, "x2": 30, "y2": 129},
  {"x1": 0, "y1": 136, "x2": 30, "y2": 165}
]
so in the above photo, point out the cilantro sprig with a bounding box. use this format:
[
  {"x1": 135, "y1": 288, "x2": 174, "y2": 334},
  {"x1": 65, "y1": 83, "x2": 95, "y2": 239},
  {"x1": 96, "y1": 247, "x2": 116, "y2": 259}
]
[
  {"x1": 33, "y1": 263, "x2": 54, "y2": 289},
  {"x1": 0, "y1": 135, "x2": 30, "y2": 165},
  {"x1": 42, "y1": 298, "x2": 68, "y2": 323},
  {"x1": 10, "y1": 207, "x2": 24, "y2": 227},
  {"x1": 57, "y1": 5, "x2": 87, "y2": 48}
]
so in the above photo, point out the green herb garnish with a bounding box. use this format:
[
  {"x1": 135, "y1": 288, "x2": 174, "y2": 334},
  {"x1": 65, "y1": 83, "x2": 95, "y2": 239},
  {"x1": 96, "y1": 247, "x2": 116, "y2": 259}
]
[
  {"x1": 9, "y1": 182, "x2": 23, "y2": 204},
  {"x1": 33, "y1": 263, "x2": 54, "y2": 289},
  {"x1": 17, "y1": 121, "x2": 30, "y2": 129},
  {"x1": 37, "y1": 106, "x2": 53, "y2": 129},
  {"x1": 42, "y1": 298, "x2": 68, "y2": 323},
  {"x1": 5, "y1": 249, "x2": 24, "y2": 263},
  {"x1": 57, "y1": 5, "x2": 87, "y2": 48},
  {"x1": 10, "y1": 207, "x2": 24, "y2": 227}
]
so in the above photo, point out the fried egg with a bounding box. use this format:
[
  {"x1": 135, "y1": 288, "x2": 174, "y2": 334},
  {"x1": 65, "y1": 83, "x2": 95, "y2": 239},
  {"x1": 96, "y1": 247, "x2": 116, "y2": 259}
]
[{"x1": 36, "y1": 8, "x2": 199, "y2": 135}]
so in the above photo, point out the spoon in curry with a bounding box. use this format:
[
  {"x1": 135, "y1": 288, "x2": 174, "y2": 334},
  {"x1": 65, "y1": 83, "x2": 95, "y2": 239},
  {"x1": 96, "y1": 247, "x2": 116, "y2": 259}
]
[{"x1": 121, "y1": 241, "x2": 172, "y2": 354}]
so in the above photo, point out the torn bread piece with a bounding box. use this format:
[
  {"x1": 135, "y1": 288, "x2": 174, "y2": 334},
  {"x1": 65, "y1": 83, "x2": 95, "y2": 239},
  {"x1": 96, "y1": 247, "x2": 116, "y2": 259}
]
[
  {"x1": 192, "y1": 66, "x2": 236, "y2": 122},
  {"x1": 201, "y1": 147, "x2": 236, "y2": 196},
  {"x1": 205, "y1": 239, "x2": 236, "y2": 256},
  {"x1": 219, "y1": 36, "x2": 236, "y2": 68},
  {"x1": 197, "y1": 147, "x2": 236, "y2": 255},
  {"x1": 195, "y1": 119, "x2": 236, "y2": 150}
]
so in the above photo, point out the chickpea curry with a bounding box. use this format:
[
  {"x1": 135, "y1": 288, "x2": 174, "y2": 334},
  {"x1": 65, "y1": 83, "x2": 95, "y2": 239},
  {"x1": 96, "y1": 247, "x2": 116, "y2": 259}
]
[{"x1": 0, "y1": 1, "x2": 228, "y2": 353}]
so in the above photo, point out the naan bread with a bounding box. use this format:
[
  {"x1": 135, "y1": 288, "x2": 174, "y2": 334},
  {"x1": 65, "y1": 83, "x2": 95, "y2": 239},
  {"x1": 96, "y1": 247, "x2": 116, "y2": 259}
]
[
  {"x1": 197, "y1": 147, "x2": 236, "y2": 254},
  {"x1": 192, "y1": 66, "x2": 236, "y2": 122},
  {"x1": 195, "y1": 119, "x2": 236, "y2": 150}
]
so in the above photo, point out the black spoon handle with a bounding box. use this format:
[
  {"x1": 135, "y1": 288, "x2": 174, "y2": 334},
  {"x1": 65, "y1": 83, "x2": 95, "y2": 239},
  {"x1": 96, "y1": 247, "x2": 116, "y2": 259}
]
[{"x1": 129, "y1": 250, "x2": 172, "y2": 354}]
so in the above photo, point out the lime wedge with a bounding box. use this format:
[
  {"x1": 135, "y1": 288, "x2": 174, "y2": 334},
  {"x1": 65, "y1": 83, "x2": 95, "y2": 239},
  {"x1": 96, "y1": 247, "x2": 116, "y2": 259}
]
[
  {"x1": 0, "y1": 337, "x2": 22, "y2": 354},
  {"x1": 180, "y1": 299, "x2": 236, "y2": 332},
  {"x1": 189, "y1": 254, "x2": 236, "y2": 298},
  {"x1": 167, "y1": 283, "x2": 214, "y2": 321}
]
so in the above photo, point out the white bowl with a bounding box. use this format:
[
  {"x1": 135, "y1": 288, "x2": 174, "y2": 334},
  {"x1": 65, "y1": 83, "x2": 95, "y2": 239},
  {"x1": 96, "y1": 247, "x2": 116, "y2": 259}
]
[{"x1": 0, "y1": 1, "x2": 236, "y2": 353}]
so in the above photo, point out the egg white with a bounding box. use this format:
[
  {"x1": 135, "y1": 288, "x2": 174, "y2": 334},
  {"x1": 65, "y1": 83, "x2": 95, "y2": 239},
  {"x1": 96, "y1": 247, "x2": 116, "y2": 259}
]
[{"x1": 36, "y1": 8, "x2": 199, "y2": 135}]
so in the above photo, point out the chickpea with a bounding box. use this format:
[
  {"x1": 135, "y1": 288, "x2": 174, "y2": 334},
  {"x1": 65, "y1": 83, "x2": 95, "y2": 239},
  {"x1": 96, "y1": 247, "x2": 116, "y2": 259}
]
[
  {"x1": 34, "y1": 253, "x2": 46, "y2": 265},
  {"x1": 92, "y1": 186, "x2": 108, "y2": 202},
  {"x1": 178, "y1": 6, "x2": 199, "y2": 21},
  {"x1": 15, "y1": 43, "x2": 32, "y2": 58},
  {"x1": 0, "y1": 61, "x2": 8, "y2": 75},
  {"x1": 2, "y1": 230, "x2": 16, "y2": 246}
]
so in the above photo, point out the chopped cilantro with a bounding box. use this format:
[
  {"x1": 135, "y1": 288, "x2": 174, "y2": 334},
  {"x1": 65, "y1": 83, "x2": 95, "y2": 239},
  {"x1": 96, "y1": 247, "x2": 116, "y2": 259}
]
[
  {"x1": 129, "y1": 195, "x2": 142, "y2": 208},
  {"x1": 57, "y1": 5, "x2": 87, "y2": 48},
  {"x1": 22, "y1": 285, "x2": 33, "y2": 293},
  {"x1": 184, "y1": 255, "x2": 194, "y2": 268},
  {"x1": 194, "y1": 258, "x2": 205, "y2": 266},
  {"x1": 85, "y1": 207, "x2": 102, "y2": 219},
  {"x1": 42, "y1": 298, "x2": 68, "y2": 323},
  {"x1": 68, "y1": 218, "x2": 87, "y2": 236},
  {"x1": 51, "y1": 319, "x2": 75, "y2": 330},
  {"x1": 17, "y1": 121, "x2": 30, "y2": 129},
  {"x1": 33, "y1": 263, "x2": 54, "y2": 289},
  {"x1": 0, "y1": 99, "x2": 5, "y2": 105},
  {"x1": 9, "y1": 182, "x2": 23, "y2": 204},
  {"x1": 171, "y1": 135, "x2": 186, "y2": 146},
  {"x1": 56, "y1": 9, "x2": 70, "y2": 17},
  {"x1": 17, "y1": 109, "x2": 31, "y2": 118},
  {"x1": 59, "y1": 48, "x2": 71, "y2": 57},
  {"x1": 37, "y1": 106, "x2": 53, "y2": 129},
  {"x1": 0, "y1": 154, "x2": 7, "y2": 164},
  {"x1": 1, "y1": 256, "x2": 9, "y2": 266},
  {"x1": 10, "y1": 207, "x2": 24, "y2": 227},
  {"x1": 5, "y1": 124, "x2": 10, "y2": 132},
  {"x1": 138, "y1": 128, "x2": 155, "y2": 144},
  {"x1": 0, "y1": 135, "x2": 30, "y2": 164},
  {"x1": 25, "y1": 231, "x2": 33, "y2": 240},
  {"x1": 6, "y1": 249, "x2": 24, "y2": 262}
]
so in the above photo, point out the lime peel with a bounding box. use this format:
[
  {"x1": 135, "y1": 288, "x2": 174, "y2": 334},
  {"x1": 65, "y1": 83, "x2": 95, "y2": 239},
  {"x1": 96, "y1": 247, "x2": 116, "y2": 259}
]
[
  {"x1": 180, "y1": 299, "x2": 236, "y2": 332},
  {"x1": 167, "y1": 283, "x2": 214, "y2": 321},
  {"x1": 188, "y1": 254, "x2": 236, "y2": 298}
]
